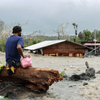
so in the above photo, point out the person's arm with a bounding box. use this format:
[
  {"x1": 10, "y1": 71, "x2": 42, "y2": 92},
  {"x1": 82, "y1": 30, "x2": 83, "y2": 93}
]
[
  {"x1": 17, "y1": 44, "x2": 24, "y2": 58},
  {"x1": 17, "y1": 44, "x2": 30, "y2": 58}
]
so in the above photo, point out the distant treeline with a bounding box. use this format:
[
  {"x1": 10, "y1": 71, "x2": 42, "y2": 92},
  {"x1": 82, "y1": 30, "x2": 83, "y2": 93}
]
[
  {"x1": 1, "y1": 29, "x2": 100, "y2": 52},
  {"x1": 0, "y1": 35, "x2": 75, "y2": 52},
  {"x1": 1, "y1": 19, "x2": 100, "y2": 52}
]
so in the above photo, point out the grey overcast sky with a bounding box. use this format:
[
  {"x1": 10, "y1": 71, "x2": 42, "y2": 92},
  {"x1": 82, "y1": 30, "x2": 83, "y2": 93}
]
[{"x1": 0, "y1": 0, "x2": 100, "y2": 36}]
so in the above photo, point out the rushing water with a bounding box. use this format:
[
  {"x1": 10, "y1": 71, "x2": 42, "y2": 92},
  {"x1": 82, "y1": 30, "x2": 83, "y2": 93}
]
[
  {"x1": 1, "y1": 53, "x2": 100, "y2": 100},
  {"x1": 31, "y1": 76, "x2": 100, "y2": 100}
]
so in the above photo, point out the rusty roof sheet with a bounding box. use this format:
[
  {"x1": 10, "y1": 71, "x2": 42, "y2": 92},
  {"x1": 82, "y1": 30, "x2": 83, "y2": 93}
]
[{"x1": 85, "y1": 43, "x2": 100, "y2": 46}]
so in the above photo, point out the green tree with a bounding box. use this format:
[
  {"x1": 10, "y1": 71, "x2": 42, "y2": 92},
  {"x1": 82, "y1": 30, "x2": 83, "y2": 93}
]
[
  {"x1": 37, "y1": 40, "x2": 41, "y2": 43},
  {"x1": 78, "y1": 32, "x2": 84, "y2": 40},
  {"x1": 83, "y1": 30, "x2": 91, "y2": 41},
  {"x1": 32, "y1": 40, "x2": 37, "y2": 44}
]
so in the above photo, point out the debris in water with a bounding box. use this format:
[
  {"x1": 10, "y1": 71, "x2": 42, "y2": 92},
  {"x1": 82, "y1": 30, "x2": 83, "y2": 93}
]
[{"x1": 83, "y1": 82, "x2": 88, "y2": 86}]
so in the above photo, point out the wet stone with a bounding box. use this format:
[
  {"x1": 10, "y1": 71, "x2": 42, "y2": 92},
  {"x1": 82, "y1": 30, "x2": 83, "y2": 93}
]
[
  {"x1": 69, "y1": 85, "x2": 76, "y2": 87},
  {"x1": 34, "y1": 97, "x2": 41, "y2": 100},
  {"x1": 4, "y1": 91, "x2": 19, "y2": 100},
  {"x1": 63, "y1": 75, "x2": 67, "y2": 79},
  {"x1": 85, "y1": 68, "x2": 95, "y2": 77},
  {"x1": 69, "y1": 74, "x2": 80, "y2": 81},
  {"x1": 96, "y1": 70, "x2": 100, "y2": 74},
  {"x1": 96, "y1": 87, "x2": 99, "y2": 90},
  {"x1": 83, "y1": 82, "x2": 88, "y2": 86},
  {"x1": 26, "y1": 97, "x2": 35, "y2": 100},
  {"x1": 93, "y1": 76, "x2": 96, "y2": 78},
  {"x1": 0, "y1": 98, "x2": 7, "y2": 100},
  {"x1": 69, "y1": 67, "x2": 96, "y2": 81},
  {"x1": 0, "y1": 82, "x2": 5, "y2": 89},
  {"x1": 80, "y1": 75, "x2": 90, "y2": 80}
]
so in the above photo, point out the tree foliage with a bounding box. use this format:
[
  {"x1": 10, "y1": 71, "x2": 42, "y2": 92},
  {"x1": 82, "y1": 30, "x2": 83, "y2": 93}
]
[
  {"x1": 83, "y1": 30, "x2": 91, "y2": 41},
  {"x1": 78, "y1": 32, "x2": 84, "y2": 40},
  {"x1": 72, "y1": 23, "x2": 78, "y2": 42},
  {"x1": 32, "y1": 40, "x2": 37, "y2": 44}
]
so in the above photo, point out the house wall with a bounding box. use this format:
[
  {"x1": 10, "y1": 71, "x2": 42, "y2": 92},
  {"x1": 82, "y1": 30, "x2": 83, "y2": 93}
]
[{"x1": 42, "y1": 41, "x2": 86, "y2": 57}]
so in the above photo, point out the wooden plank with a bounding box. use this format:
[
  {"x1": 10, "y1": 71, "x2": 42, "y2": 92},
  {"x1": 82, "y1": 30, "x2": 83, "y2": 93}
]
[
  {"x1": 80, "y1": 53, "x2": 83, "y2": 57},
  {"x1": 49, "y1": 54, "x2": 56, "y2": 56},
  {"x1": 77, "y1": 54, "x2": 79, "y2": 57},
  {"x1": 69, "y1": 53, "x2": 73, "y2": 57},
  {"x1": 74, "y1": 53, "x2": 80, "y2": 57},
  {"x1": 58, "y1": 53, "x2": 62, "y2": 56},
  {"x1": 44, "y1": 54, "x2": 49, "y2": 56},
  {"x1": 56, "y1": 53, "x2": 58, "y2": 56},
  {"x1": 43, "y1": 48, "x2": 85, "y2": 54},
  {"x1": 62, "y1": 53, "x2": 69, "y2": 56}
]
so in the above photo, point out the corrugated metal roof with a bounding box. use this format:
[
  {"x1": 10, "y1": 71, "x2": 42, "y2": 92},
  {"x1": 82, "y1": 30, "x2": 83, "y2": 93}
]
[
  {"x1": 85, "y1": 43, "x2": 100, "y2": 46},
  {"x1": 24, "y1": 40, "x2": 92, "y2": 51},
  {"x1": 24, "y1": 40, "x2": 66, "y2": 50}
]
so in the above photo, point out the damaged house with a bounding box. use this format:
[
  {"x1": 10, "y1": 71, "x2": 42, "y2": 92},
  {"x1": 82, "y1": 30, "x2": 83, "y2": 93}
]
[
  {"x1": 24, "y1": 40, "x2": 92, "y2": 57},
  {"x1": 81, "y1": 41, "x2": 100, "y2": 55}
]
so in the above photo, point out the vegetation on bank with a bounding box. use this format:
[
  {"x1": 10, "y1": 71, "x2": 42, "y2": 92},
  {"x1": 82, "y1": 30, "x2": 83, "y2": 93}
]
[
  {"x1": 0, "y1": 40, "x2": 6, "y2": 52},
  {"x1": 59, "y1": 70, "x2": 66, "y2": 77}
]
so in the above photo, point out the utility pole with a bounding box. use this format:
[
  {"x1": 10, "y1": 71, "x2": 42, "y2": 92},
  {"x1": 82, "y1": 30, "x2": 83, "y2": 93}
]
[{"x1": 94, "y1": 25, "x2": 100, "y2": 55}]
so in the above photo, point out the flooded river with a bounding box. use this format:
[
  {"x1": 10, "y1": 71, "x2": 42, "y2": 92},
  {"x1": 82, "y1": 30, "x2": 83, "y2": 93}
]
[{"x1": 1, "y1": 52, "x2": 100, "y2": 100}]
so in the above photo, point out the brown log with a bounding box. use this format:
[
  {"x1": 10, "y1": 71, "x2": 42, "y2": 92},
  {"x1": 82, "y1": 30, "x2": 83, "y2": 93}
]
[{"x1": 0, "y1": 66, "x2": 63, "y2": 91}]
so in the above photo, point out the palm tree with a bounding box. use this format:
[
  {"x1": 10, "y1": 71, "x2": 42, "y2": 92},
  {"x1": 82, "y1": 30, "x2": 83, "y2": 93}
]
[{"x1": 72, "y1": 23, "x2": 78, "y2": 42}]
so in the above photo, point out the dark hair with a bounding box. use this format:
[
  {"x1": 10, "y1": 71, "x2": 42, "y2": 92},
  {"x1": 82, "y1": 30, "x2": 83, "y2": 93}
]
[{"x1": 12, "y1": 26, "x2": 22, "y2": 33}]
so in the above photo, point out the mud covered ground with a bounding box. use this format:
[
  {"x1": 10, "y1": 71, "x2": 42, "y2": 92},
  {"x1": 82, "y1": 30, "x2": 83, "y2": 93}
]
[{"x1": 0, "y1": 51, "x2": 100, "y2": 100}]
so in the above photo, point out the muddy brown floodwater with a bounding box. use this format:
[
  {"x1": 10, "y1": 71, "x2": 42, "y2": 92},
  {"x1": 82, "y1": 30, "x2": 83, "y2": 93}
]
[{"x1": 0, "y1": 51, "x2": 100, "y2": 100}]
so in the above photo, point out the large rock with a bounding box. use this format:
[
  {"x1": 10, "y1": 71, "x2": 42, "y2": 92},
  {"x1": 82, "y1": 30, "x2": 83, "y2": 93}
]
[
  {"x1": 85, "y1": 68, "x2": 95, "y2": 77},
  {"x1": 69, "y1": 68, "x2": 95, "y2": 81}
]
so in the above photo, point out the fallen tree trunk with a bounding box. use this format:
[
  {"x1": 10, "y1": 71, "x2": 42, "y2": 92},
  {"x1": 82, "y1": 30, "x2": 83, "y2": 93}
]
[{"x1": 0, "y1": 66, "x2": 63, "y2": 91}]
